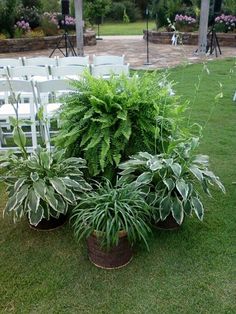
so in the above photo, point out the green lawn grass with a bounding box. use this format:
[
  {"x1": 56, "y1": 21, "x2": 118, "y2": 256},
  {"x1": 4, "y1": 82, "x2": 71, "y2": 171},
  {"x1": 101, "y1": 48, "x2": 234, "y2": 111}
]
[
  {"x1": 94, "y1": 20, "x2": 156, "y2": 36},
  {"x1": 0, "y1": 59, "x2": 236, "y2": 313}
]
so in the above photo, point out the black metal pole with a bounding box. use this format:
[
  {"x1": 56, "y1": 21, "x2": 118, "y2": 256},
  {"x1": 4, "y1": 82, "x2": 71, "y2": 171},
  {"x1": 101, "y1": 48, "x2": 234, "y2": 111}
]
[{"x1": 144, "y1": 7, "x2": 151, "y2": 65}]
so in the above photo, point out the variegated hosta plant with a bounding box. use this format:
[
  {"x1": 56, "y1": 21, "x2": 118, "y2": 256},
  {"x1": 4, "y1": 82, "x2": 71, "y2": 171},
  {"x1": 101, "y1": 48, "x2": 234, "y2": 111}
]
[
  {"x1": 0, "y1": 147, "x2": 91, "y2": 226},
  {"x1": 119, "y1": 137, "x2": 225, "y2": 225}
]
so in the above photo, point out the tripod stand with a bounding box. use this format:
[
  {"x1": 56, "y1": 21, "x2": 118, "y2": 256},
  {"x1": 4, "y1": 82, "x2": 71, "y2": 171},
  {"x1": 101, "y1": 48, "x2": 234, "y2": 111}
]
[
  {"x1": 49, "y1": 15, "x2": 77, "y2": 57},
  {"x1": 207, "y1": 24, "x2": 222, "y2": 57}
]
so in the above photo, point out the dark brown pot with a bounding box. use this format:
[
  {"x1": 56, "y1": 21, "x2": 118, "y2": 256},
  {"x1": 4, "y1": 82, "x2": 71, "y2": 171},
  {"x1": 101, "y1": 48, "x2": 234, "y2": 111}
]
[
  {"x1": 86, "y1": 231, "x2": 133, "y2": 269},
  {"x1": 29, "y1": 214, "x2": 67, "y2": 231},
  {"x1": 153, "y1": 213, "x2": 182, "y2": 230}
]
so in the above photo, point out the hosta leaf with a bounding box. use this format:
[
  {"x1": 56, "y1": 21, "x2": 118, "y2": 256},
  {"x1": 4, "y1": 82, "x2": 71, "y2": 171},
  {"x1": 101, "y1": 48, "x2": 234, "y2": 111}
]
[
  {"x1": 163, "y1": 178, "x2": 175, "y2": 192},
  {"x1": 136, "y1": 172, "x2": 153, "y2": 186},
  {"x1": 28, "y1": 205, "x2": 44, "y2": 226},
  {"x1": 191, "y1": 197, "x2": 204, "y2": 221},
  {"x1": 170, "y1": 163, "x2": 182, "y2": 177},
  {"x1": 184, "y1": 200, "x2": 192, "y2": 215},
  {"x1": 13, "y1": 126, "x2": 26, "y2": 148},
  {"x1": 14, "y1": 177, "x2": 27, "y2": 193},
  {"x1": 28, "y1": 188, "x2": 40, "y2": 213},
  {"x1": 54, "y1": 194, "x2": 67, "y2": 214},
  {"x1": 63, "y1": 189, "x2": 76, "y2": 204},
  {"x1": 45, "y1": 186, "x2": 58, "y2": 211},
  {"x1": 189, "y1": 165, "x2": 203, "y2": 181},
  {"x1": 4, "y1": 194, "x2": 18, "y2": 213},
  {"x1": 39, "y1": 151, "x2": 51, "y2": 169},
  {"x1": 171, "y1": 197, "x2": 184, "y2": 225},
  {"x1": 61, "y1": 177, "x2": 82, "y2": 190},
  {"x1": 33, "y1": 179, "x2": 46, "y2": 200},
  {"x1": 149, "y1": 160, "x2": 163, "y2": 171},
  {"x1": 16, "y1": 184, "x2": 29, "y2": 204},
  {"x1": 49, "y1": 178, "x2": 67, "y2": 197},
  {"x1": 30, "y1": 172, "x2": 39, "y2": 182},
  {"x1": 176, "y1": 179, "x2": 189, "y2": 201},
  {"x1": 160, "y1": 195, "x2": 172, "y2": 220}
]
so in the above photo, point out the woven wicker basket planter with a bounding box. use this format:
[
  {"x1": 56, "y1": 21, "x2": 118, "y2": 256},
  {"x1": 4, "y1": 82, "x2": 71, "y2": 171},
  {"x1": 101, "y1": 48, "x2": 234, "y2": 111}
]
[{"x1": 86, "y1": 231, "x2": 133, "y2": 269}]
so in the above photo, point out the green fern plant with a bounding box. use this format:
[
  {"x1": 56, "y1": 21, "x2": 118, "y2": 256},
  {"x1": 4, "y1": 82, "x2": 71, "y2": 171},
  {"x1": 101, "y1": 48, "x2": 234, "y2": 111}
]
[{"x1": 55, "y1": 72, "x2": 187, "y2": 180}]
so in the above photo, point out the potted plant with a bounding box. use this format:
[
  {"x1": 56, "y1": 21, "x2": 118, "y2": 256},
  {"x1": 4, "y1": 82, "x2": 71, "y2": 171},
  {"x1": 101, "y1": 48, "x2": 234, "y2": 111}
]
[
  {"x1": 119, "y1": 137, "x2": 225, "y2": 229},
  {"x1": 55, "y1": 72, "x2": 186, "y2": 182},
  {"x1": 71, "y1": 179, "x2": 151, "y2": 269},
  {"x1": 0, "y1": 147, "x2": 91, "y2": 230},
  {"x1": 0, "y1": 84, "x2": 91, "y2": 230}
]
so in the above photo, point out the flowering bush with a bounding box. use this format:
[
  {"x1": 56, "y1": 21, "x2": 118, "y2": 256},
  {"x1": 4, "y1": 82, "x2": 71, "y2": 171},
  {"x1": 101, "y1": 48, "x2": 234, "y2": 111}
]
[
  {"x1": 61, "y1": 16, "x2": 76, "y2": 27},
  {"x1": 14, "y1": 20, "x2": 31, "y2": 37},
  {"x1": 41, "y1": 12, "x2": 59, "y2": 36},
  {"x1": 214, "y1": 14, "x2": 236, "y2": 33},
  {"x1": 175, "y1": 14, "x2": 197, "y2": 26}
]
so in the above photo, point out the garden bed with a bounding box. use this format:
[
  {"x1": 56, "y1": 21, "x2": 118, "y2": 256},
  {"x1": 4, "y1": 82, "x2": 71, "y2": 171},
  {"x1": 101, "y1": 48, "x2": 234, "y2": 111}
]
[
  {"x1": 0, "y1": 31, "x2": 96, "y2": 53},
  {"x1": 143, "y1": 30, "x2": 236, "y2": 47}
]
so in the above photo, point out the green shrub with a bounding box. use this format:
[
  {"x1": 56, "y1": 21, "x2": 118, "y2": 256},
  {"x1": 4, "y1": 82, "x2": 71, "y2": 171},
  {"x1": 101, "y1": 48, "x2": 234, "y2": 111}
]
[
  {"x1": 55, "y1": 72, "x2": 187, "y2": 181},
  {"x1": 107, "y1": 1, "x2": 141, "y2": 22}
]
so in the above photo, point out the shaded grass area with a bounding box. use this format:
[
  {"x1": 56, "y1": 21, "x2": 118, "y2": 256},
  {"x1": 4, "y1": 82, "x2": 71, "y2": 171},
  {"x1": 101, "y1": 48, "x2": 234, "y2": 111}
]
[
  {"x1": 95, "y1": 21, "x2": 156, "y2": 36},
  {"x1": 0, "y1": 59, "x2": 236, "y2": 313}
]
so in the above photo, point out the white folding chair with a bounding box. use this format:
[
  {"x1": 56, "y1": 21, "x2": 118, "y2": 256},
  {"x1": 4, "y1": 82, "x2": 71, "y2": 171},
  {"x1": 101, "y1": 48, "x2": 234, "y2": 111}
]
[
  {"x1": 50, "y1": 65, "x2": 89, "y2": 80},
  {"x1": 0, "y1": 79, "x2": 37, "y2": 152},
  {"x1": 91, "y1": 64, "x2": 130, "y2": 79},
  {"x1": 93, "y1": 54, "x2": 125, "y2": 66},
  {"x1": 57, "y1": 56, "x2": 90, "y2": 67},
  {"x1": 23, "y1": 56, "x2": 58, "y2": 67},
  {"x1": 8, "y1": 65, "x2": 50, "y2": 81},
  {"x1": 35, "y1": 79, "x2": 76, "y2": 148}
]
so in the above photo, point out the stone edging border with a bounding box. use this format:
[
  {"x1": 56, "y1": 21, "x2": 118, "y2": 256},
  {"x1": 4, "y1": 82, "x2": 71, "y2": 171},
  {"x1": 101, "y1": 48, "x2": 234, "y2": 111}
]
[{"x1": 143, "y1": 30, "x2": 236, "y2": 47}]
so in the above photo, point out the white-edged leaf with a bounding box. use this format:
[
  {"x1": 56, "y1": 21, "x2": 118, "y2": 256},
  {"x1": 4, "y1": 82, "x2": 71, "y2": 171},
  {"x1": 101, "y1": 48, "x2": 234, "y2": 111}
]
[
  {"x1": 191, "y1": 197, "x2": 204, "y2": 221},
  {"x1": 28, "y1": 205, "x2": 44, "y2": 226},
  {"x1": 33, "y1": 179, "x2": 46, "y2": 200},
  {"x1": 30, "y1": 172, "x2": 39, "y2": 182},
  {"x1": 170, "y1": 163, "x2": 182, "y2": 177},
  {"x1": 176, "y1": 179, "x2": 189, "y2": 201},
  {"x1": 160, "y1": 195, "x2": 172, "y2": 220},
  {"x1": 189, "y1": 165, "x2": 203, "y2": 181},
  {"x1": 14, "y1": 177, "x2": 27, "y2": 192},
  {"x1": 16, "y1": 184, "x2": 29, "y2": 203},
  {"x1": 163, "y1": 178, "x2": 175, "y2": 192},
  {"x1": 49, "y1": 177, "x2": 67, "y2": 197},
  {"x1": 136, "y1": 172, "x2": 154, "y2": 186},
  {"x1": 171, "y1": 197, "x2": 184, "y2": 225},
  {"x1": 28, "y1": 188, "x2": 40, "y2": 213},
  {"x1": 45, "y1": 186, "x2": 58, "y2": 211}
]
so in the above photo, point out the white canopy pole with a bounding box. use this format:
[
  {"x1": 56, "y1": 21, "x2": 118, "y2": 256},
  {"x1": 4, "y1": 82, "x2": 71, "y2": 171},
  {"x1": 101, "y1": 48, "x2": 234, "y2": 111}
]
[
  {"x1": 74, "y1": 0, "x2": 84, "y2": 56},
  {"x1": 198, "y1": 0, "x2": 210, "y2": 55}
]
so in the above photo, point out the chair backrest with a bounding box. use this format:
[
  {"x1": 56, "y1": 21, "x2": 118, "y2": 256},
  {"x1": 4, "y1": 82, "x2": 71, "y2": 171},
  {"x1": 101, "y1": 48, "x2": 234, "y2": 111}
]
[
  {"x1": 0, "y1": 58, "x2": 23, "y2": 68},
  {"x1": 0, "y1": 79, "x2": 37, "y2": 151},
  {"x1": 93, "y1": 55, "x2": 125, "y2": 66},
  {"x1": 50, "y1": 65, "x2": 89, "y2": 79},
  {"x1": 91, "y1": 64, "x2": 130, "y2": 78},
  {"x1": 23, "y1": 56, "x2": 58, "y2": 67},
  {"x1": 35, "y1": 79, "x2": 75, "y2": 94},
  {"x1": 57, "y1": 56, "x2": 90, "y2": 66},
  {"x1": 8, "y1": 65, "x2": 50, "y2": 81}
]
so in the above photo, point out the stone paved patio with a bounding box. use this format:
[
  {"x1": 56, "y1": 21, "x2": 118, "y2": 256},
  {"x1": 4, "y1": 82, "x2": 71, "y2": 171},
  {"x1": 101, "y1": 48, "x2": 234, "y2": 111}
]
[{"x1": 0, "y1": 35, "x2": 235, "y2": 69}]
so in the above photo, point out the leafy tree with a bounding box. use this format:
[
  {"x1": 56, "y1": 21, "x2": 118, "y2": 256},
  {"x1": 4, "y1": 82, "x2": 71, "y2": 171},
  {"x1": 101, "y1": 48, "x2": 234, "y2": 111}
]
[{"x1": 84, "y1": 0, "x2": 112, "y2": 25}]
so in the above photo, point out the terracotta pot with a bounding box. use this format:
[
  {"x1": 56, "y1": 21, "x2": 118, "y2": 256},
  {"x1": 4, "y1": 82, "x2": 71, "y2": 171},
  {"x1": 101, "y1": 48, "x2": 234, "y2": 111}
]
[
  {"x1": 29, "y1": 214, "x2": 67, "y2": 231},
  {"x1": 86, "y1": 231, "x2": 133, "y2": 269},
  {"x1": 153, "y1": 213, "x2": 182, "y2": 230}
]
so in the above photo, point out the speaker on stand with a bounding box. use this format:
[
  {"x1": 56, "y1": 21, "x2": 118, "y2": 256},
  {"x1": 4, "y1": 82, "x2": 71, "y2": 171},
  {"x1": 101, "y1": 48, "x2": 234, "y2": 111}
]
[{"x1": 49, "y1": 0, "x2": 77, "y2": 57}]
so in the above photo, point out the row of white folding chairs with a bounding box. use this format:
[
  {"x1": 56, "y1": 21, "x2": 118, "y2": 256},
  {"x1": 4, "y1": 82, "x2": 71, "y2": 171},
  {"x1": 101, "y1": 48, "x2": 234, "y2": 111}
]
[
  {"x1": 1, "y1": 63, "x2": 130, "y2": 81},
  {"x1": 0, "y1": 54, "x2": 125, "y2": 70},
  {"x1": 0, "y1": 78, "x2": 75, "y2": 152}
]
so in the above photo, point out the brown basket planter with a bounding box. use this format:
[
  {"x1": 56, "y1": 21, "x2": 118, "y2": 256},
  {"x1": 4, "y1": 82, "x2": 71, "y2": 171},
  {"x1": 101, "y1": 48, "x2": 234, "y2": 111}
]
[
  {"x1": 153, "y1": 213, "x2": 182, "y2": 230},
  {"x1": 29, "y1": 214, "x2": 67, "y2": 231},
  {"x1": 86, "y1": 231, "x2": 133, "y2": 269}
]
